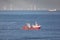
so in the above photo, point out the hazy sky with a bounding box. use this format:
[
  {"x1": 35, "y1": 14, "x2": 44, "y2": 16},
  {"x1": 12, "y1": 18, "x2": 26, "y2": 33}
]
[{"x1": 0, "y1": 0, "x2": 60, "y2": 10}]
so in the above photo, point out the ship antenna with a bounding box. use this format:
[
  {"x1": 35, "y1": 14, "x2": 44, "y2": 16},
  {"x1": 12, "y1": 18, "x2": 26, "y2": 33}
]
[{"x1": 35, "y1": 21, "x2": 38, "y2": 25}]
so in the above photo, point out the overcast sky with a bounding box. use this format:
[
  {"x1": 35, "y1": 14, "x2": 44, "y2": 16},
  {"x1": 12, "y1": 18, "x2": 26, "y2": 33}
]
[{"x1": 0, "y1": 0, "x2": 60, "y2": 10}]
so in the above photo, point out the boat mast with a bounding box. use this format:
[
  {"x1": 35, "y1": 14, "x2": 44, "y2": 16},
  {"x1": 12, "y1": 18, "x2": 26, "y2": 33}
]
[{"x1": 35, "y1": 21, "x2": 38, "y2": 25}]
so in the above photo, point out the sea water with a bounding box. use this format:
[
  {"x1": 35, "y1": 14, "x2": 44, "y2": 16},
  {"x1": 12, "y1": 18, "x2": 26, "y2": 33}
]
[{"x1": 0, "y1": 11, "x2": 60, "y2": 40}]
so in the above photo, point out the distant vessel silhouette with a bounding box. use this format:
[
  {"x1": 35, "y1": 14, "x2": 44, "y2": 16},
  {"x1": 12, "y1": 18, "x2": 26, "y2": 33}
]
[
  {"x1": 22, "y1": 22, "x2": 41, "y2": 30},
  {"x1": 48, "y1": 9, "x2": 56, "y2": 11}
]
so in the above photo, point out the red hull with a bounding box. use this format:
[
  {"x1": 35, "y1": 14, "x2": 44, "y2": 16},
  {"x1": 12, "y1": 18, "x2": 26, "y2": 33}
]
[{"x1": 22, "y1": 26, "x2": 40, "y2": 30}]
